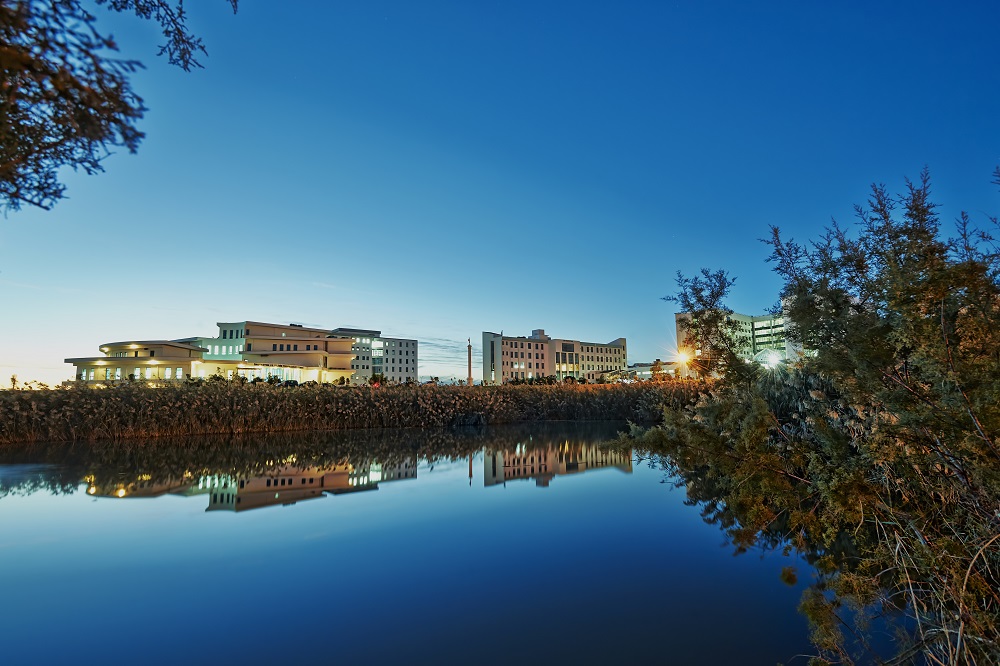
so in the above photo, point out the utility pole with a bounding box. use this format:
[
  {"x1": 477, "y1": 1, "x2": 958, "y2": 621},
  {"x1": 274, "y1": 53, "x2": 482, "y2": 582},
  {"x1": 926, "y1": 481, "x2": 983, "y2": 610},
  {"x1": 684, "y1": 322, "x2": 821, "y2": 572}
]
[{"x1": 467, "y1": 338, "x2": 473, "y2": 387}]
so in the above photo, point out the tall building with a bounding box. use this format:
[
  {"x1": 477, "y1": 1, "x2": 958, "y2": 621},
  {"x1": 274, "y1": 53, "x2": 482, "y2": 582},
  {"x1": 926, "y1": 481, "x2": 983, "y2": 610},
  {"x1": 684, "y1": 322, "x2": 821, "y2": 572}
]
[
  {"x1": 481, "y1": 328, "x2": 627, "y2": 384},
  {"x1": 329, "y1": 328, "x2": 419, "y2": 384}
]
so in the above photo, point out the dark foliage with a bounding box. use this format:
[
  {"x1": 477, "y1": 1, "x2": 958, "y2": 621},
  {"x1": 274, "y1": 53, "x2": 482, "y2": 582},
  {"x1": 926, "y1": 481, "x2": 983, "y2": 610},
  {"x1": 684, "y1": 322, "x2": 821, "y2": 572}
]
[{"x1": 0, "y1": 0, "x2": 237, "y2": 211}]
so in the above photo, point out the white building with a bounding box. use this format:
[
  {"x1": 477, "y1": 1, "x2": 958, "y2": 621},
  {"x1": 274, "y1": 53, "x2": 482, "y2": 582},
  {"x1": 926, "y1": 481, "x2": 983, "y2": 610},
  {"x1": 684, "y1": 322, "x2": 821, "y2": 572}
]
[
  {"x1": 481, "y1": 328, "x2": 627, "y2": 384},
  {"x1": 329, "y1": 328, "x2": 419, "y2": 385},
  {"x1": 675, "y1": 311, "x2": 791, "y2": 364}
]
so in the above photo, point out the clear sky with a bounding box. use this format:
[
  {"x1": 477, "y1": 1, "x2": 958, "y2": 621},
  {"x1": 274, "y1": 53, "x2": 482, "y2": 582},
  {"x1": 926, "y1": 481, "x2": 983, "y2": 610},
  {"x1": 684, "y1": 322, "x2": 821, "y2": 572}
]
[{"x1": 1, "y1": 1, "x2": 998, "y2": 384}]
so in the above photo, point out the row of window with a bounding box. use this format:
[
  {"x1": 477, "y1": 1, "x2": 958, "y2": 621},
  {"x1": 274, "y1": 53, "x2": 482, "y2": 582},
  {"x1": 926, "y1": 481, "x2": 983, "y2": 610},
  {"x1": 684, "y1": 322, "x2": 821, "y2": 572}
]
[
  {"x1": 271, "y1": 343, "x2": 319, "y2": 351},
  {"x1": 80, "y1": 367, "x2": 186, "y2": 381},
  {"x1": 265, "y1": 477, "x2": 315, "y2": 487},
  {"x1": 504, "y1": 361, "x2": 544, "y2": 370},
  {"x1": 212, "y1": 345, "x2": 243, "y2": 355},
  {"x1": 504, "y1": 351, "x2": 544, "y2": 359},
  {"x1": 504, "y1": 340, "x2": 543, "y2": 349}
]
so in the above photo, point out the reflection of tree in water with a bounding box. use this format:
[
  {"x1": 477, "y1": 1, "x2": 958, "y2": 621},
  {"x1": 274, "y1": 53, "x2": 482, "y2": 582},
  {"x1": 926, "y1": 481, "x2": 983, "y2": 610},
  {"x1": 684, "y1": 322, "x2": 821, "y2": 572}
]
[
  {"x1": 0, "y1": 422, "x2": 627, "y2": 500},
  {"x1": 0, "y1": 461, "x2": 82, "y2": 499},
  {"x1": 627, "y1": 412, "x2": 998, "y2": 665}
]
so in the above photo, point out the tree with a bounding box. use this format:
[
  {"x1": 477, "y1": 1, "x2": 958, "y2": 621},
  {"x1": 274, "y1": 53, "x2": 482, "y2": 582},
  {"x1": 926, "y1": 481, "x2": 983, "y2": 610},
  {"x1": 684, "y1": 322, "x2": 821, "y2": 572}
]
[
  {"x1": 645, "y1": 168, "x2": 1000, "y2": 664},
  {"x1": 649, "y1": 359, "x2": 664, "y2": 381},
  {"x1": 1, "y1": 0, "x2": 238, "y2": 212},
  {"x1": 662, "y1": 269, "x2": 748, "y2": 378}
]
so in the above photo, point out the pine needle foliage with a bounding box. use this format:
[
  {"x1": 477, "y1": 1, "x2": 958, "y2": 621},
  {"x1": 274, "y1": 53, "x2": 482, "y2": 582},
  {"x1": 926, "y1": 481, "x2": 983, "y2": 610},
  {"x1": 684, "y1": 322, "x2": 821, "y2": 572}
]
[{"x1": 630, "y1": 168, "x2": 1000, "y2": 665}]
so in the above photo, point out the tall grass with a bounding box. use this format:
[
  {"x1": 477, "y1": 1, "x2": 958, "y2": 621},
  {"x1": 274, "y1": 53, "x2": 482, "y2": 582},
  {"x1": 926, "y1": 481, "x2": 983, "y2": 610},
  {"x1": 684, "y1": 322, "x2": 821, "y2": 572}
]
[{"x1": 0, "y1": 381, "x2": 704, "y2": 446}]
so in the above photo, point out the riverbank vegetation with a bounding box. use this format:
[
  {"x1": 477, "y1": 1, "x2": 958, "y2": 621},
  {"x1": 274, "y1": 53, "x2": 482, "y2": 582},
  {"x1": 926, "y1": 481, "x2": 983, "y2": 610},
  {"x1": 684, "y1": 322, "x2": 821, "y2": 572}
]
[
  {"x1": 0, "y1": 381, "x2": 702, "y2": 447},
  {"x1": 626, "y1": 170, "x2": 1000, "y2": 664}
]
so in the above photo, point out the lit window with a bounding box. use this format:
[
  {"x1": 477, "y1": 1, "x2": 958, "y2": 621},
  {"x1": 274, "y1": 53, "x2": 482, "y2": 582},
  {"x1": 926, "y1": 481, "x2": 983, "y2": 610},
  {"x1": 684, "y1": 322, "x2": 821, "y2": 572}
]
[
  {"x1": 176, "y1": 367, "x2": 183, "y2": 379},
  {"x1": 115, "y1": 368, "x2": 122, "y2": 380},
  {"x1": 144, "y1": 367, "x2": 152, "y2": 379},
  {"x1": 165, "y1": 368, "x2": 173, "y2": 379}
]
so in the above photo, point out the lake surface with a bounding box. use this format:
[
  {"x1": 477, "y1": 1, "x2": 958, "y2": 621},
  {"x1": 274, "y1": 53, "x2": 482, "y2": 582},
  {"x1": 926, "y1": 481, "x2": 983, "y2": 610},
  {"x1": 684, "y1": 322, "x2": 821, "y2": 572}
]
[{"x1": 0, "y1": 423, "x2": 817, "y2": 665}]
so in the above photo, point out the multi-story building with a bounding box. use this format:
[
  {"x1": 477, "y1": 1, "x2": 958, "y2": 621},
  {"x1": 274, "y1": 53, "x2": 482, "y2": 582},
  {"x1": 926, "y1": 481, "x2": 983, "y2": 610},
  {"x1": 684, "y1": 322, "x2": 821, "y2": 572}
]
[
  {"x1": 66, "y1": 320, "x2": 419, "y2": 385},
  {"x1": 329, "y1": 328, "x2": 419, "y2": 384},
  {"x1": 481, "y1": 328, "x2": 627, "y2": 384},
  {"x1": 675, "y1": 311, "x2": 790, "y2": 364},
  {"x1": 193, "y1": 321, "x2": 353, "y2": 383}
]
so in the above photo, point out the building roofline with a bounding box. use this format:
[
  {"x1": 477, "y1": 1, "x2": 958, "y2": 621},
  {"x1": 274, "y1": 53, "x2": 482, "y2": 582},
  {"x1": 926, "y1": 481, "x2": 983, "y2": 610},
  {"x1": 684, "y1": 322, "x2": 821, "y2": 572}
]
[
  {"x1": 330, "y1": 327, "x2": 382, "y2": 337},
  {"x1": 218, "y1": 321, "x2": 330, "y2": 333},
  {"x1": 100, "y1": 340, "x2": 209, "y2": 352}
]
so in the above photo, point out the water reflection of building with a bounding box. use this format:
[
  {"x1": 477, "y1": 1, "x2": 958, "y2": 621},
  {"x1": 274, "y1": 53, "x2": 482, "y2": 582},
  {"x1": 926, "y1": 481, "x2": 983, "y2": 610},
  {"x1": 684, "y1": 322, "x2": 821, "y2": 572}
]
[
  {"x1": 483, "y1": 443, "x2": 632, "y2": 488},
  {"x1": 85, "y1": 474, "x2": 194, "y2": 498},
  {"x1": 204, "y1": 457, "x2": 418, "y2": 512}
]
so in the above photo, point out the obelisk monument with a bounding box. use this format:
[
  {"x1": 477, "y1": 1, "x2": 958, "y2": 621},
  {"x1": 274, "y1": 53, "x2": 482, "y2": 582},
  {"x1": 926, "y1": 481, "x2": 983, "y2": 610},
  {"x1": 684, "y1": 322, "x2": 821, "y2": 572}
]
[{"x1": 467, "y1": 338, "x2": 473, "y2": 386}]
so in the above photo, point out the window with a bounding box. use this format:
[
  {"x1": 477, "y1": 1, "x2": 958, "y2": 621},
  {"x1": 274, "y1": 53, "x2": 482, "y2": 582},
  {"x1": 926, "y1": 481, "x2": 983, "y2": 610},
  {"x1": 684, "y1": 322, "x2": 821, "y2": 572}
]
[
  {"x1": 272, "y1": 344, "x2": 277, "y2": 351},
  {"x1": 115, "y1": 368, "x2": 122, "y2": 380},
  {"x1": 165, "y1": 368, "x2": 173, "y2": 379},
  {"x1": 293, "y1": 345, "x2": 298, "y2": 351},
  {"x1": 144, "y1": 367, "x2": 152, "y2": 380},
  {"x1": 176, "y1": 367, "x2": 183, "y2": 379},
  {"x1": 149, "y1": 350, "x2": 155, "y2": 358}
]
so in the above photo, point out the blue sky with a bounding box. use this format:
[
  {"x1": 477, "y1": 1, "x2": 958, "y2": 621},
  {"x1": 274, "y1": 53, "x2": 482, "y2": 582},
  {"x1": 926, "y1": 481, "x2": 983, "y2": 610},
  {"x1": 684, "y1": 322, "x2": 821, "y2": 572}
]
[{"x1": 1, "y1": 1, "x2": 998, "y2": 383}]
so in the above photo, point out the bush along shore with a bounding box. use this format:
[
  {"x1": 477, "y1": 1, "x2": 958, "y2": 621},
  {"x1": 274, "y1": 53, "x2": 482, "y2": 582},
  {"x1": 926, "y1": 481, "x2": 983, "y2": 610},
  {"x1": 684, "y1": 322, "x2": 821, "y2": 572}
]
[{"x1": 0, "y1": 381, "x2": 705, "y2": 446}]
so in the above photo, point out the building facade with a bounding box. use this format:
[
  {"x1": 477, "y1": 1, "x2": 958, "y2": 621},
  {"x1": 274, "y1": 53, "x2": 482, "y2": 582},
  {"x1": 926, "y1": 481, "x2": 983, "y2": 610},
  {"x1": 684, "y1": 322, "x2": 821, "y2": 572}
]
[
  {"x1": 675, "y1": 311, "x2": 790, "y2": 364},
  {"x1": 66, "y1": 340, "x2": 209, "y2": 383},
  {"x1": 330, "y1": 328, "x2": 419, "y2": 385},
  {"x1": 67, "y1": 320, "x2": 419, "y2": 385},
  {"x1": 481, "y1": 328, "x2": 627, "y2": 384}
]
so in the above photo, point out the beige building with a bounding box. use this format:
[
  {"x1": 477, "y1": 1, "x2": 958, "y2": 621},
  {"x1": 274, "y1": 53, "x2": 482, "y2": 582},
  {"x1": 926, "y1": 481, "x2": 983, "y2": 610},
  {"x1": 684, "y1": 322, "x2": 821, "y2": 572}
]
[
  {"x1": 66, "y1": 340, "x2": 209, "y2": 383},
  {"x1": 481, "y1": 328, "x2": 627, "y2": 384},
  {"x1": 192, "y1": 321, "x2": 354, "y2": 383},
  {"x1": 67, "y1": 321, "x2": 360, "y2": 384}
]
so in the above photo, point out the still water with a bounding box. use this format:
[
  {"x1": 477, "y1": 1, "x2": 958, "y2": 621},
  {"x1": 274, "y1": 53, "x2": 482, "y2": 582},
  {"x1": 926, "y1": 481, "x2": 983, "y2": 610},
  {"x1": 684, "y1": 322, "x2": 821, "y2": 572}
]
[{"x1": 0, "y1": 423, "x2": 814, "y2": 665}]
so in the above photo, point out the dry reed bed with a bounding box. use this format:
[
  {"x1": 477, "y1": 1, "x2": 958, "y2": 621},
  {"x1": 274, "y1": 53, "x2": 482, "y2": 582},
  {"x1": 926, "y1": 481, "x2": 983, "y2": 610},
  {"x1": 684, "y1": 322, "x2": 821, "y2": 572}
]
[{"x1": 0, "y1": 382, "x2": 703, "y2": 445}]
